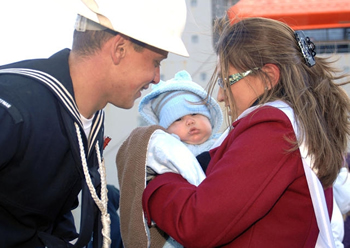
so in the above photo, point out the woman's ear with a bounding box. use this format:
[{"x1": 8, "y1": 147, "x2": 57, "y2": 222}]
[
  {"x1": 110, "y1": 34, "x2": 127, "y2": 65},
  {"x1": 262, "y1": 63, "x2": 280, "y2": 88}
]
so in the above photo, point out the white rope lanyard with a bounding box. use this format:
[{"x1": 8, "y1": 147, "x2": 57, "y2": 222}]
[{"x1": 74, "y1": 122, "x2": 111, "y2": 248}]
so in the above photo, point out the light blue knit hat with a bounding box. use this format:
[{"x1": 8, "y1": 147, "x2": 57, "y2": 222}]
[
  {"x1": 151, "y1": 91, "x2": 211, "y2": 129},
  {"x1": 139, "y1": 70, "x2": 223, "y2": 137}
]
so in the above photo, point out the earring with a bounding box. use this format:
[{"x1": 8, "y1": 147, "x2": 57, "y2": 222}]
[{"x1": 265, "y1": 87, "x2": 268, "y2": 91}]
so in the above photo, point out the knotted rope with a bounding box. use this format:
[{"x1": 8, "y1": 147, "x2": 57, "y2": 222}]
[{"x1": 75, "y1": 122, "x2": 111, "y2": 248}]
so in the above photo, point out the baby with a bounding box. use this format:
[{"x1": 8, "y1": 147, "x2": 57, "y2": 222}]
[
  {"x1": 116, "y1": 70, "x2": 223, "y2": 247},
  {"x1": 139, "y1": 70, "x2": 223, "y2": 156}
]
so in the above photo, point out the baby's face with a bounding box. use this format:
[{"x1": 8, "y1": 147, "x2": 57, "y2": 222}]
[{"x1": 167, "y1": 114, "x2": 212, "y2": 145}]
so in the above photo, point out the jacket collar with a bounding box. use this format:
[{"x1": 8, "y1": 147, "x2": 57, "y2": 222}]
[{"x1": 0, "y1": 51, "x2": 104, "y2": 156}]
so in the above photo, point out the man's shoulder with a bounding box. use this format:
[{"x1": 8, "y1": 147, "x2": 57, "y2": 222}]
[
  {"x1": 0, "y1": 49, "x2": 72, "y2": 108},
  {"x1": 0, "y1": 69, "x2": 62, "y2": 123}
]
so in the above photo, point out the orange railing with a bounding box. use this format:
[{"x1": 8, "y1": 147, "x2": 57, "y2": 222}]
[{"x1": 228, "y1": 0, "x2": 350, "y2": 30}]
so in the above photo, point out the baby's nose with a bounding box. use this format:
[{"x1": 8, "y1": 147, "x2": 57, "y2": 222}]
[{"x1": 186, "y1": 117, "x2": 195, "y2": 125}]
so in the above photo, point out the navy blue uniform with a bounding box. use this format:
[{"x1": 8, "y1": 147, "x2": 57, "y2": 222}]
[{"x1": 0, "y1": 49, "x2": 105, "y2": 247}]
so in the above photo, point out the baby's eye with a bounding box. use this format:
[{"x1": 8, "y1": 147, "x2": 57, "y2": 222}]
[
  {"x1": 191, "y1": 113, "x2": 197, "y2": 116},
  {"x1": 175, "y1": 117, "x2": 182, "y2": 122}
]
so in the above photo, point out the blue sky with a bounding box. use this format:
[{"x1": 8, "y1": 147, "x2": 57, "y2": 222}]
[{"x1": 0, "y1": 0, "x2": 76, "y2": 65}]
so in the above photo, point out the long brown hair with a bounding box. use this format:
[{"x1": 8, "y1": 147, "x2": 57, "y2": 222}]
[{"x1": 208, "y1": 16, "x2": 350, "y2": 187}]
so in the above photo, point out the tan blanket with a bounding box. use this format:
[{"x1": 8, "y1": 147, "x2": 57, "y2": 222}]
[{"x1": 116, "y1": 125, "x2": 168, "y2": 248}]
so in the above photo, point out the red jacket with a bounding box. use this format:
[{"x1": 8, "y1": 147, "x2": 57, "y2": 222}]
[{"x1": 143, "y1": 106, "x2": 332, "y2": 248}]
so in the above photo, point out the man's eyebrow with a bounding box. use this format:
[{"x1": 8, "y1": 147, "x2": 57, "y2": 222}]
[{"x1": 159, "y1": 52, "x2": 168, "y2": 60}]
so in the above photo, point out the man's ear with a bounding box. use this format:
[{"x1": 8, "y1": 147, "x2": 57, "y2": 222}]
[
  {"x1": 262, "y1": 63, "x2": 280, "y2": 88},
  {"x1": 110, "y1": 34, "x2": 128, "y2": 65}
]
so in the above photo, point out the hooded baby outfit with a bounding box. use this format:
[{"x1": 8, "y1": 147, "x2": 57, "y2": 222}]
[
  {"x1": 117, "y1": 125, "x2": 206, "y2": 248},
  {"x1": 139, "y1": 70, "x2": 223, "y2": 156},
  {"x1": 116, "y1": 71, "x2": 223, "y2": 247}
]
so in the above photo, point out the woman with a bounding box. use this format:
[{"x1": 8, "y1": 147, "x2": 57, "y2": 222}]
[{"x1": 141, "y1": 17, "x2": 350, "y2": 247}]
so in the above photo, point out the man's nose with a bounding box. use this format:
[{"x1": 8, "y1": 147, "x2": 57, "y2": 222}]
[{"x1": 151, "y1": 67, "x2": 161, "y2": 85}]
